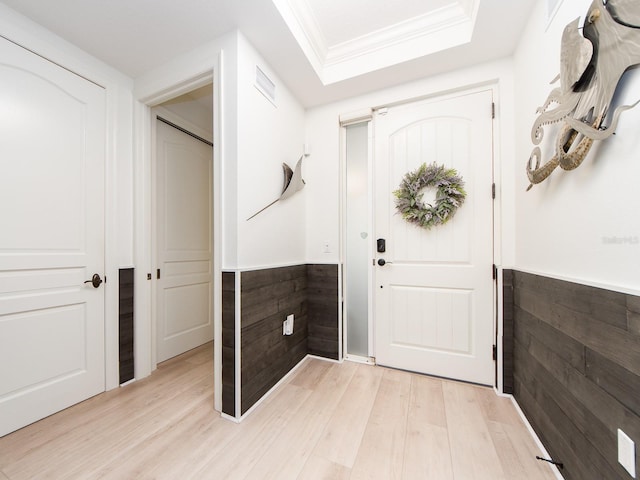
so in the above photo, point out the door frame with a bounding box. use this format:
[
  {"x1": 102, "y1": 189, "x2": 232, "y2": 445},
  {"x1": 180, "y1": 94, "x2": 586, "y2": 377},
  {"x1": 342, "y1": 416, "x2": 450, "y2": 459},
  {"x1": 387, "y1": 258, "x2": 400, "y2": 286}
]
[
  {"x1": 133, "y1": 61, "x2": 223, "y2": 411},
  {"x1": 339, "y1": 82, "x2": 504, "y2": 388},
  {"x1": 150, "y1": 104, "x2": 214, "y2": 365},
  {"x1": 339, "y1": 111, "x2": 375, "y2": 363}
]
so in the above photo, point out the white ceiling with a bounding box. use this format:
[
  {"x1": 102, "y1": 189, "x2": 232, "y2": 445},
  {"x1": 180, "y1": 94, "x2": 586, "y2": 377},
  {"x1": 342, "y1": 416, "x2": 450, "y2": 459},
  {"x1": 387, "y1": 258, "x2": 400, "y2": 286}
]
[{"x1": 0, "y1": 0, "x2": 537, "y2": 107}]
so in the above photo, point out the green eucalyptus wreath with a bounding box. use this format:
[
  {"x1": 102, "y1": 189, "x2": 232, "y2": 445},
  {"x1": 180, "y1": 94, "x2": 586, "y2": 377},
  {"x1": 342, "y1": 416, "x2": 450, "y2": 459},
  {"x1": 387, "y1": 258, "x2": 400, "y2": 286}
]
[{"x1": 393, "y1": 163, "x2": 467, "y2": 229}]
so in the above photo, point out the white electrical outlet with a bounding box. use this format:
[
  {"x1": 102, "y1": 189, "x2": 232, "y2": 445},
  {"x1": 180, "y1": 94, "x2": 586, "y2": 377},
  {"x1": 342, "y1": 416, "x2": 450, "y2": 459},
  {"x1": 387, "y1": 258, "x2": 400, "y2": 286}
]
[
  {"x1": 283, "y1": 314, "x2": 294, "y2": 335},
  {"x1": 618, "y1": 429, "x2": 636, "y2": 478},
  {"x1": 322, "y1": 241, "x2": 330, "y2": 253}
]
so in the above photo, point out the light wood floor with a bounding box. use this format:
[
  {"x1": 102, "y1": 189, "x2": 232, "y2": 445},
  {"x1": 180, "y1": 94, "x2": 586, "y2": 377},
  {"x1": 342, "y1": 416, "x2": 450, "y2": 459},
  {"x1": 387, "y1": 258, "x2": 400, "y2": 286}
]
[{"x1": 0, "y1": 344, "x2": 557, "y2": 479}]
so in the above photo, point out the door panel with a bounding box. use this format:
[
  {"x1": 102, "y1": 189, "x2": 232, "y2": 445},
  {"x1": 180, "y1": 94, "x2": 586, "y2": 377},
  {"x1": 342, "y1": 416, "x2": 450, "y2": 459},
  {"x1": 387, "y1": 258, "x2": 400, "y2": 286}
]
[
  {"x1": 374, "y1": 90, "x2": 494, "y2": 385},
  {"x1": 156, "y1": 120, "x2": 213, "y2": 363},
  {"x1": 0, "y1": 37, "x2": 105, "y2": 436}
]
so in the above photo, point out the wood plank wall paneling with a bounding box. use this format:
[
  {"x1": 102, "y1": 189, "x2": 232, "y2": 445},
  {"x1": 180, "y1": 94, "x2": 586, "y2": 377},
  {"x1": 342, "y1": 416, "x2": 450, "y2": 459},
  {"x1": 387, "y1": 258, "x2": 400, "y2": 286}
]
[
  {"x1": 240, "y1": 265, "x2": 309, "y2": 414},
  {"x1": 502, "y1": 269, "x2": 514, "y2": 394},
  {"x1": 118, "y1": 268, "x2": 134, "y2": 385},
  {"x1": 307, "y1": 264, "x2": 339, "y2": 360},
  {"x1": 222, "y1": 271, "x2": 236, "y2": 417},
  {"x1": 511, "y1": 270, "x2": 640, "y2": 480}
]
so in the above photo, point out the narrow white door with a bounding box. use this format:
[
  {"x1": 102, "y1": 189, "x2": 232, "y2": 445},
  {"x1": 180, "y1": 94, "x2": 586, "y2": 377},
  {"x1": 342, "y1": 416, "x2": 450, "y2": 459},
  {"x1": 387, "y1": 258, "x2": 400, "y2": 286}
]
[
  {"x1": 155, "y1": 119, "x2": 213, "y2": 363},
  {"x1": 374, "y1": 90, "x2": 494, "y2": 385},
  {"x1": 0, "y1": 38, "x2": 106, "y2": 436}
]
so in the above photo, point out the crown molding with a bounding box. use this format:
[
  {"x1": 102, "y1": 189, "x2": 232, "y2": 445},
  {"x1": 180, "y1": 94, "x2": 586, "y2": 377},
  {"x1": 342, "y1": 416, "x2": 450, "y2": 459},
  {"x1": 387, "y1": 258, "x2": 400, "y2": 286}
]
[{"x1": 271, "y1": 0, "x2": 480, "y2": 85}]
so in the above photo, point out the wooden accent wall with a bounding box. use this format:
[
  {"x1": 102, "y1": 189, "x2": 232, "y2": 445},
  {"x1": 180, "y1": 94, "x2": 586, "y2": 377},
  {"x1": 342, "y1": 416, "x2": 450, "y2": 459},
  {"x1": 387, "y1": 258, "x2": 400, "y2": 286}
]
[
  {"x1": 222, "y1": 271, "x2": 236, "y2": 417},
  {"x1": 221, "y1": 264, "x2": 339, "y2": 418},
  {"x1": 512, "y1": 270, "x2": 640, "y2": 480},
  {"x1": 307, "y1": 264, "x2": 339, "y2": 360},
  {"x1": 118, "y1": 268, "x2": 134, "y2": 384},
  {"x1": 502, "y1": 269, "x2": 514, "y2": 394},
  {"x1": 240, "y1": 265, "x2": 308, "y2": 414}
]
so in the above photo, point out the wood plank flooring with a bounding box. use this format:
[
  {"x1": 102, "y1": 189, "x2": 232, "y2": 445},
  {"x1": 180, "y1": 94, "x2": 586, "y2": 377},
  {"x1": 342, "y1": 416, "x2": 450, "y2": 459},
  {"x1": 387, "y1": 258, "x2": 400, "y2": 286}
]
[{"x1": 0, "y1": 344, "x2": 558, "y2": 479}]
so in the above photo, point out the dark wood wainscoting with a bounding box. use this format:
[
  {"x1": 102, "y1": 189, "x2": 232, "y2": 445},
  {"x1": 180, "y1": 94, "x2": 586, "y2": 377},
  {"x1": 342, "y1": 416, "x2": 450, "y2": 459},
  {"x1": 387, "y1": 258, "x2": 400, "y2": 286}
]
[
  {"x1": 118, "y1": 268, "x2": 134, "y2": 385},
  {"x1": 511, "y1": 270, "x2": 640, "y2": 480},
  {"x1": 221, "y1": 264, "x2": 340, "y2": 418},
  {"x1": 221, "y1": 271, "x2": 236, "y2": 417},
  {"x1": 502, "y1": 269, "x2": 514, "y2": 394},
  {"x1": 308, "y1": 264, "x2": 339, "y2": 360},
  {"x1": 240, "y1": 265, "x2": 308, "y2": 415}
]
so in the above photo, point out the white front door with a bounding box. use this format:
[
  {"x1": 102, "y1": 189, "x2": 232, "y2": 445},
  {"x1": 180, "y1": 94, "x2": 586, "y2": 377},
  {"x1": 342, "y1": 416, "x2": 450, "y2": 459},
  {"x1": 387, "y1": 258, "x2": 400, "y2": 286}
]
[
  {"x1": 374, "y1": 90, "x2": 494, "y2": 385},
  {"x1": 155, "y1": 119, "x2": 213, "y2": 363},
  {"x1": 0, "y1": 38, "x2": 106, "y2": 436}
]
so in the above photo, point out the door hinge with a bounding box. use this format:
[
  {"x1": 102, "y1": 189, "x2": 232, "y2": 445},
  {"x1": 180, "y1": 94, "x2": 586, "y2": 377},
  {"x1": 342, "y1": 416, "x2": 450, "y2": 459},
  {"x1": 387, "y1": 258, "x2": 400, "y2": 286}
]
[
  {"x1": 492, "y1": 264, "x2": 497, "y2": 280},
  {"x1": 492, "y1": 183, "x2": 496, "y2": 199},
  {"x1": 491, "y1": 102, "x2": 495, "y2": 119},
  {"x1": 157, "y1": 268, "x2": 161, "y2": 279},
  {"x1": 492, "y1": 344, "x2": 498, "y2": 361}
]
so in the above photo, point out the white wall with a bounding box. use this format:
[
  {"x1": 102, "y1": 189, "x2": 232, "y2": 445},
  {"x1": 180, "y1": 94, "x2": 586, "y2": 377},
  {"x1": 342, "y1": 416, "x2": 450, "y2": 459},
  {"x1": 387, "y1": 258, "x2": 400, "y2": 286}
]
[
  {"x1": 235, "y1": 33, "x2": 307, "y2": 269},
  {"x1": 513, "y1": 0, "x2": 640, "y2": 293},
  {"x1": 304, "y1": 59, "x2": 516, "y2": 266}
]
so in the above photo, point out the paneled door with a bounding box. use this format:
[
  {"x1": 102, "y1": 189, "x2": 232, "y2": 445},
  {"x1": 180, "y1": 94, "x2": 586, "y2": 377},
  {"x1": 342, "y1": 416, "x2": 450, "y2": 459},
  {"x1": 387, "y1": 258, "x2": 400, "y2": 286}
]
[
  {"x1": 155, "y1": 119, "x2": 213, "y2": 363},
  {"x1": 374, "y1": 90, "x2": 494, "y2": 385},
  {"x1": 0, "y1": 37, "x2": 106, "y2": 436}
]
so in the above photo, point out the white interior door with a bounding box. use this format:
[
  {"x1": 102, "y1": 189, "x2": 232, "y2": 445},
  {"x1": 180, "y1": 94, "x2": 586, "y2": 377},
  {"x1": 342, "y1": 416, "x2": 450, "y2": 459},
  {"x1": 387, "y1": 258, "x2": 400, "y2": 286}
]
[
  {"x1": 0, "y1": 38, "x2": 106, "y2": 436},
  {"x1": 155, "y1": 119, "x2": 213, "y2": 363},
  {"x1": 374, "y1": 90, "x2": 494, "y2": 385}
]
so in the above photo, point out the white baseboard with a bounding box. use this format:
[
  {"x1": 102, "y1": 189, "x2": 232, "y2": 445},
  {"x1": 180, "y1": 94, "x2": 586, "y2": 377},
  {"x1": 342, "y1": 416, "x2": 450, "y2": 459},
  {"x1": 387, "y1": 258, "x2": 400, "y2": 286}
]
[
  {"x1": 233, "y1": 354, "x2": 312, "y2": 422},
  {"x1": 509, "y1": 394, "x2": 565, "y2": 480}
]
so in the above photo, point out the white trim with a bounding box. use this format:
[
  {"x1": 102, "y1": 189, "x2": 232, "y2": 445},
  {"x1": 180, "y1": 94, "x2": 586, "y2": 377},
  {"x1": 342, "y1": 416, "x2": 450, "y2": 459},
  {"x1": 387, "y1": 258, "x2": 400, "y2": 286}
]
[
  {"x1": 366, "y1": 121, "x2": 374, "y2": 358},
  {"x1": 505, "y1": 266, "x2": 640, "y2": 297},
  {"x1": 234, "y1": 272, "x2": 242, "y2": 420},
  {"x1": 234, "y1": 353, "x2": 311, "y2": 422},
  {"x1": 308, "y1": 354, "x2": 343, "y2": 364},
  {"x1": 221, "y1": 412, "x2": 241, "y2": 424},
  {"x1": 213, "y1": 51, "x2": 224, "y2": 414},
  {"x1": 495, "y1": 266, "x2": 505, "y2": 394},
  {"x1": 339, "y1": 108, "x2": 373, "y2": 126},
  {"x1": 223, "y1": 261, "x2": 323, "y2": 273},
  {"x1": 270, "y1": 0, "x2": 479, "y2": 84},
  {"x1": 325, "y1": 4, "x2": 473, "y2": 66},
  {"x1": 345, "y1": 354, "x2": 375, "y2": 365},
  {"x1": 507, "y1": 393, "x2": 565, "y2": 480}
]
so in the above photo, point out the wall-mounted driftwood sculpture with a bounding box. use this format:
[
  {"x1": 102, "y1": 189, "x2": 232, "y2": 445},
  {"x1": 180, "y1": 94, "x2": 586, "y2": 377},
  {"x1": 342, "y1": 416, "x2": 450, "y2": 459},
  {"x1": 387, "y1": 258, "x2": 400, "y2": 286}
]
[
  {"x1": 247, "y1": 156, "x2": 305, "y2": 220},
  {"x1": 527, "y1": 0, "x2": 640, "y2": 190}
]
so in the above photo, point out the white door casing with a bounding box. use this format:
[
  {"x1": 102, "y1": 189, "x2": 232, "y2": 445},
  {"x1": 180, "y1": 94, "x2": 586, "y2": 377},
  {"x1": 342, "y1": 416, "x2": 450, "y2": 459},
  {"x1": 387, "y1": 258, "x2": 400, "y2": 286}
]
[
  {"x1": 0, "y1": 37, "x2": 106, "y2": 436},
  {"x1": 155, "y1": 119, "x2": 213, "y2": 363},
  {"x1": 374, "y1": 90, "x2": 494, "y2": 385}
]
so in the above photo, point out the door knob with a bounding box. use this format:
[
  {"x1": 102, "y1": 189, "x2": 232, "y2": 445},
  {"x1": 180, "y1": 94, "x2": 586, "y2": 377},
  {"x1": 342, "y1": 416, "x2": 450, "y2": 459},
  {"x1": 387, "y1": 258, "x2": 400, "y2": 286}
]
[
  {"x1": 84, "y1": 273, "x2": 103, "y2": 288},
  {"x1": 377, "y1": 258, "x2": 392, "y2": 266}
]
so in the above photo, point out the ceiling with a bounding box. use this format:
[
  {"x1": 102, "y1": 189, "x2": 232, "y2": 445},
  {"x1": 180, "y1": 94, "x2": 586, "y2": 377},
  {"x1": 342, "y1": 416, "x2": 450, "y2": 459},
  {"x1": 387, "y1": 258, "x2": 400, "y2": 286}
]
[{"x1": 0, "y1": 0, "x2": 538, "y2": 107}]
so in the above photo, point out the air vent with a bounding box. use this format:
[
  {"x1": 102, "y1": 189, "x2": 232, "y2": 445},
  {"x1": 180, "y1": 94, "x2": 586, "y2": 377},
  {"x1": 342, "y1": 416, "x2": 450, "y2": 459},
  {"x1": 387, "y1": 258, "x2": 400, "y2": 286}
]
[{"x1": 255, "y1": 66, "x2": 276, "y2": 105}]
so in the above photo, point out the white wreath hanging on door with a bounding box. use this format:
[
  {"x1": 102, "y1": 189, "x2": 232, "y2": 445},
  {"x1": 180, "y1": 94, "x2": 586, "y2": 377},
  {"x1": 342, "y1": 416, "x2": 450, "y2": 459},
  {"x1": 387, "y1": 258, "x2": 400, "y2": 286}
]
[{"x1": 393, "y1": 162, "x2": 467, "y2": 230}]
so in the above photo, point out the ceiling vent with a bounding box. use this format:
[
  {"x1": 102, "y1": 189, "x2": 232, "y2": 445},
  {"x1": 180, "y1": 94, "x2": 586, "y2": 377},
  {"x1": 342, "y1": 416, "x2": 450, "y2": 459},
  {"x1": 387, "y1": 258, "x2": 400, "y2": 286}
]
[{"x1": 255, "y1": 66, "x2": 276, "y2": 105}]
